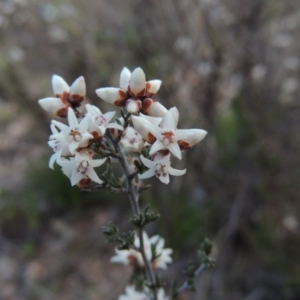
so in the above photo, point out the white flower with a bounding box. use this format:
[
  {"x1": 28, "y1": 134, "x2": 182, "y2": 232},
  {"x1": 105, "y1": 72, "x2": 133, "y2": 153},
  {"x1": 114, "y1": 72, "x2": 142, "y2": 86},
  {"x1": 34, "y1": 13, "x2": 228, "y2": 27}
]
[
  {"x1": 95, "y1": 67, "x2": 167, "y2": 116},
  {"x1": 85, "y1": 104, "x2": 123, "y2": 139},
  {"x1": 51, "y1": 108, "x2": 93, "y2": 154},
  {"x1": 111, "y1": 231, "x2": 172, "y2": 270},
  {"x1": 143, "y1": 108, "x2": 207, "y2": 159},
  {"x1": 118, "y1": 286, "x2": 169, "y2": 300},
  {"x1": 139, "y1": 153, "x2": 186, "y2": 185},
  {"x1": 48, "y1": 123, "x2": 72, "y2": 169},
  {"x1": 57, "y1": 151, "x2": 106, "y2": 186},
  {"x1": 143, "y1": 110, "x2": 182, "y2": 159},
  {"x1": 38, "y1": 75, "x2": 86, "y2": 117},
  {"x1": 120, "y1": 127, "x2": 144, "y2": 152}
]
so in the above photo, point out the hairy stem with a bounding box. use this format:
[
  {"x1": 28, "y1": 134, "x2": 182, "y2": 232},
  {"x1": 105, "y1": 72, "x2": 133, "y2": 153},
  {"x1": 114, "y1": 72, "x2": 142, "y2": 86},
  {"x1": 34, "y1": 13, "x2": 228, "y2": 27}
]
[{"x1": 107, "y1": 131, "x2": 158, "y2": 300}]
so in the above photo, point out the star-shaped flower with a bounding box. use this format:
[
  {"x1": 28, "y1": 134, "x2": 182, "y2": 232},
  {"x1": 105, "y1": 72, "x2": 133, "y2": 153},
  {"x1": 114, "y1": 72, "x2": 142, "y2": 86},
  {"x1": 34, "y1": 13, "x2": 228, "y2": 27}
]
[
  {"x1": 95, "y1": 67, "x2": 168, "y2": 116},
  {"x1": 57, "y1": 151, "x2": 106, "y2": 186},
  {"x1": 48, "y1": 123, "x2": 72, "y2": 169},
  {"x1": 139, "y1": 153, "x2": 186, "y2": 184},
  {"x1": 143, "y1": 108, "x2": 207, "y2": 159},
  {"x1": 38, "y1": 75, "x2": 86, "y2": 118},
  {"x1": 111, "y1": 231, "x2": 172, "y2": 270},
  {"x1": 85, "y1": 104, "x2": 123, "y2": 140},
  {"x1": 120, "y1": 127, "x2": 144, "y2": 152},
  {"x1": 51, "y1": 108, "x2": 93, "y2": 154}
]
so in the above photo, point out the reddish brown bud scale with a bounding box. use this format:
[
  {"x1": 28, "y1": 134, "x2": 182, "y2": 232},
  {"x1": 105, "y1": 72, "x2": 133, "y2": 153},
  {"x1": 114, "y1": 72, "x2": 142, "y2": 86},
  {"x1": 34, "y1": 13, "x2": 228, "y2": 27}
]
[
  {"x1": 56, "y1": 106, "x2": 69, "y2": 118},
  {"x1": 114, "y1": 99, "x2": 127, "y2": 107},
  {"x1": 127, "y1": 86, "x2": 146, "y2": 97},
  {"x1": 178, "y1": 140, "x2": 190, "y2": 150},
  {"x1": 141, "y1": 98, "x2": 153, "y2": 115},
  {"x1": 60, "y1": 91, "x2": 70, "y2": 105},
  {"x1": 135, "y1": 88, "x2": 146, "y2": 97},
  {"x1": 90, "y1": 131, "x2": 102, "y2": 142},
  {"x1": 145, "y1": 82, "x2": 154, "y2": 97},
  {"x1": 109, "y1": 128, "x2": 119, "y2": 138},
  {"x1": 147, "y1": 132, "x2": 156, "y2": 144},
  {"x1": 77, "y1": 177, "x2": 91, "y2": 188},
  {"x1": 127, "y1": 255, "x2": 139, "y2": 267},
  {"x1": 70, "y1": 94, "x2": 84, "y2": 103},
  {"x1": 158, "y1": 149, "x2": 170, "y2": 156}
]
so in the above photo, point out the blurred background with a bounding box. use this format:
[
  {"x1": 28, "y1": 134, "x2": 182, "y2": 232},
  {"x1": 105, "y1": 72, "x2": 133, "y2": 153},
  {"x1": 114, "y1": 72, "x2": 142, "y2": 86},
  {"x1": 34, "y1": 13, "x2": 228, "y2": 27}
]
[{"x1": 1, "y1": 0, "x2": 300, "y2": 299}]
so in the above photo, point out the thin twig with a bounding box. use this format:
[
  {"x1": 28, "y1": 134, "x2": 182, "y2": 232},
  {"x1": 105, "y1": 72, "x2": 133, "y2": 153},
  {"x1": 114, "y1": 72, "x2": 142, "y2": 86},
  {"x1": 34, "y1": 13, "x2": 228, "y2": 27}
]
[
  {"x1": 176, "y1": 264, "x2": 205, "y2": 295},
  {"x1": 81, "y1": 185, "x2": 127, "y2": 193}
]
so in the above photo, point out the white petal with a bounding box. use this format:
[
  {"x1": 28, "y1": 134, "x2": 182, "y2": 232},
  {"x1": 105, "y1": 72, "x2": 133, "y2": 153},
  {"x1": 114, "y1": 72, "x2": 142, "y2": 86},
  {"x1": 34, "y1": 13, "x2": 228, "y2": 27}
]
[
  {"x1": 146, "y1": 101, "x2": 168, "y2": 117},
  {"x1": 69, "y1": 141, "x2": 79, "y2": 154},
  {"x1": 70, "y1": 76, "x2": 86, "y2": 98},
  {"x1": 167, "y1": 142, "x2": 182, "y2": 159},
  {"x1": 51, "y1": 120, "x2": 69, "y2": 132},
  {"x1": 38, "y1": 97, "x2": 64, "y2": 114},
  {"x1": 120, "y1": 67, "x2": 131, "y2": 90},
  {"x1": 140, "y1": 155, "x2": 156, "y2": 168},
  {"x1": 71, "y1": 171, "x2": 83, "y2": 186},
  {"x1": 95, "y1": 87, "x2": 126, "y2": 105},
  {"x1": 168, "y1": 166, "x2": 186, "y2": 176},
  {"x1": 56, "y1": 158, "x2": 75, "y2": 177},
  {"x1": 158, "y1": 173, "x2": 170, "y2": 184},
  {"x1": 67, "y1": 108, "x2": 78, "y2": 127},
  {"x1": 149, "y1": 140, "x2": 165, "y2": 155},
  {"x1": 147, "y1": 79, "x2": 162, "y2": 94},
  {"x1": 131, "y1": 115, "x2": 153, "y2": 141},
  {"x1": 89, "y1": 158, "x2": 107, "y2": 168},
  {"x1": 86, "y1": 167, "x2": 102, "y2": 184},
  {"x1": 79, "y1": 115, "x2": 91, "y2": 132},
  {"x1": 139, "y1": 113, "x2": 162, "y2": 126},
  {"x1": 85, "y1": 103, "x2": 101, "y2": 115},
  {"x1": 106, "y1": 122, "x2": 124, "y2": 131},
  {"x1": 50, "y1": 123, "x2": 60, "y2": 135},
  {"x1": 158, "y1": 153, "x2": 171, "y2": 165},
  {"x1": 139, "y1": 168, "x2": 156, "y2": 179},
  {"x1": 48, "y1": 150, "x2": 61, "y2": 169},
  {"x1": 78, "y1": 132, "x2": 93, "y2": 148},
  {"x1": 129, "y1": 67, "x2": 146, "y2": 95},
  {"x1": 52, "y1": 75, "x2": 70, "y2": 95},
  {"x1": 102, "y1": 111, "x2": 115, "y2": 123},
  {"x1": 169, "y1": 107, "x2": 179, "y2": 127},
  {"x1": 161, "y1": 110, "x2": 176, "y2": 130},
  {"x1": 126, "y1": 99, "x2": 140, "y2": 114},
  {"x1": 175, "y1": 129, "x2": 207, "y2": 147}
]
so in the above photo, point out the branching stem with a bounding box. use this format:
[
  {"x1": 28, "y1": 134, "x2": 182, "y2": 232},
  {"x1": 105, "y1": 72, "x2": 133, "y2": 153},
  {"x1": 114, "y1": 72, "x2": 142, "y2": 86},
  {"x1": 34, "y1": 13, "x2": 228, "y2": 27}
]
[{"x1": 107, "y1": 131, "x2": 158, "y2": 300}]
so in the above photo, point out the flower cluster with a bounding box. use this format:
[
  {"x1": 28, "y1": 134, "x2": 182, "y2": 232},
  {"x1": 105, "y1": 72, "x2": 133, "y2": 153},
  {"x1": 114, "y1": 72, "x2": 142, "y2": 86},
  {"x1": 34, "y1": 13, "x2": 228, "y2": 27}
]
[
  {"x1": 38, "y1": 67, "x2": 209, "y2": 299},
  {"x1": 38, "y1": 67, "x2": 207, "y2": 186},
  {"x1": 111, "y1": 231, "x2": 172, "y2": 270}
]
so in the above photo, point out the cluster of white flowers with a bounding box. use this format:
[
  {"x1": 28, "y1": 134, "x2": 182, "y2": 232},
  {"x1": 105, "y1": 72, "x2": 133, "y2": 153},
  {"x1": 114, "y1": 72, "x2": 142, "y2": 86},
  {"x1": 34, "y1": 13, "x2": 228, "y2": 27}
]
[
  {"x1": 38, "y1": 67, "x2": 208, "y2": 299},
  {"x1": 111, "y1": 231, "x2": 172, "y2": 270},
  {"x1": 112, "y1": 231, "x2": 172, "y2": 300},
  {"x1": 38, "y1": 67, "x2": 207, "y2": 186}
]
